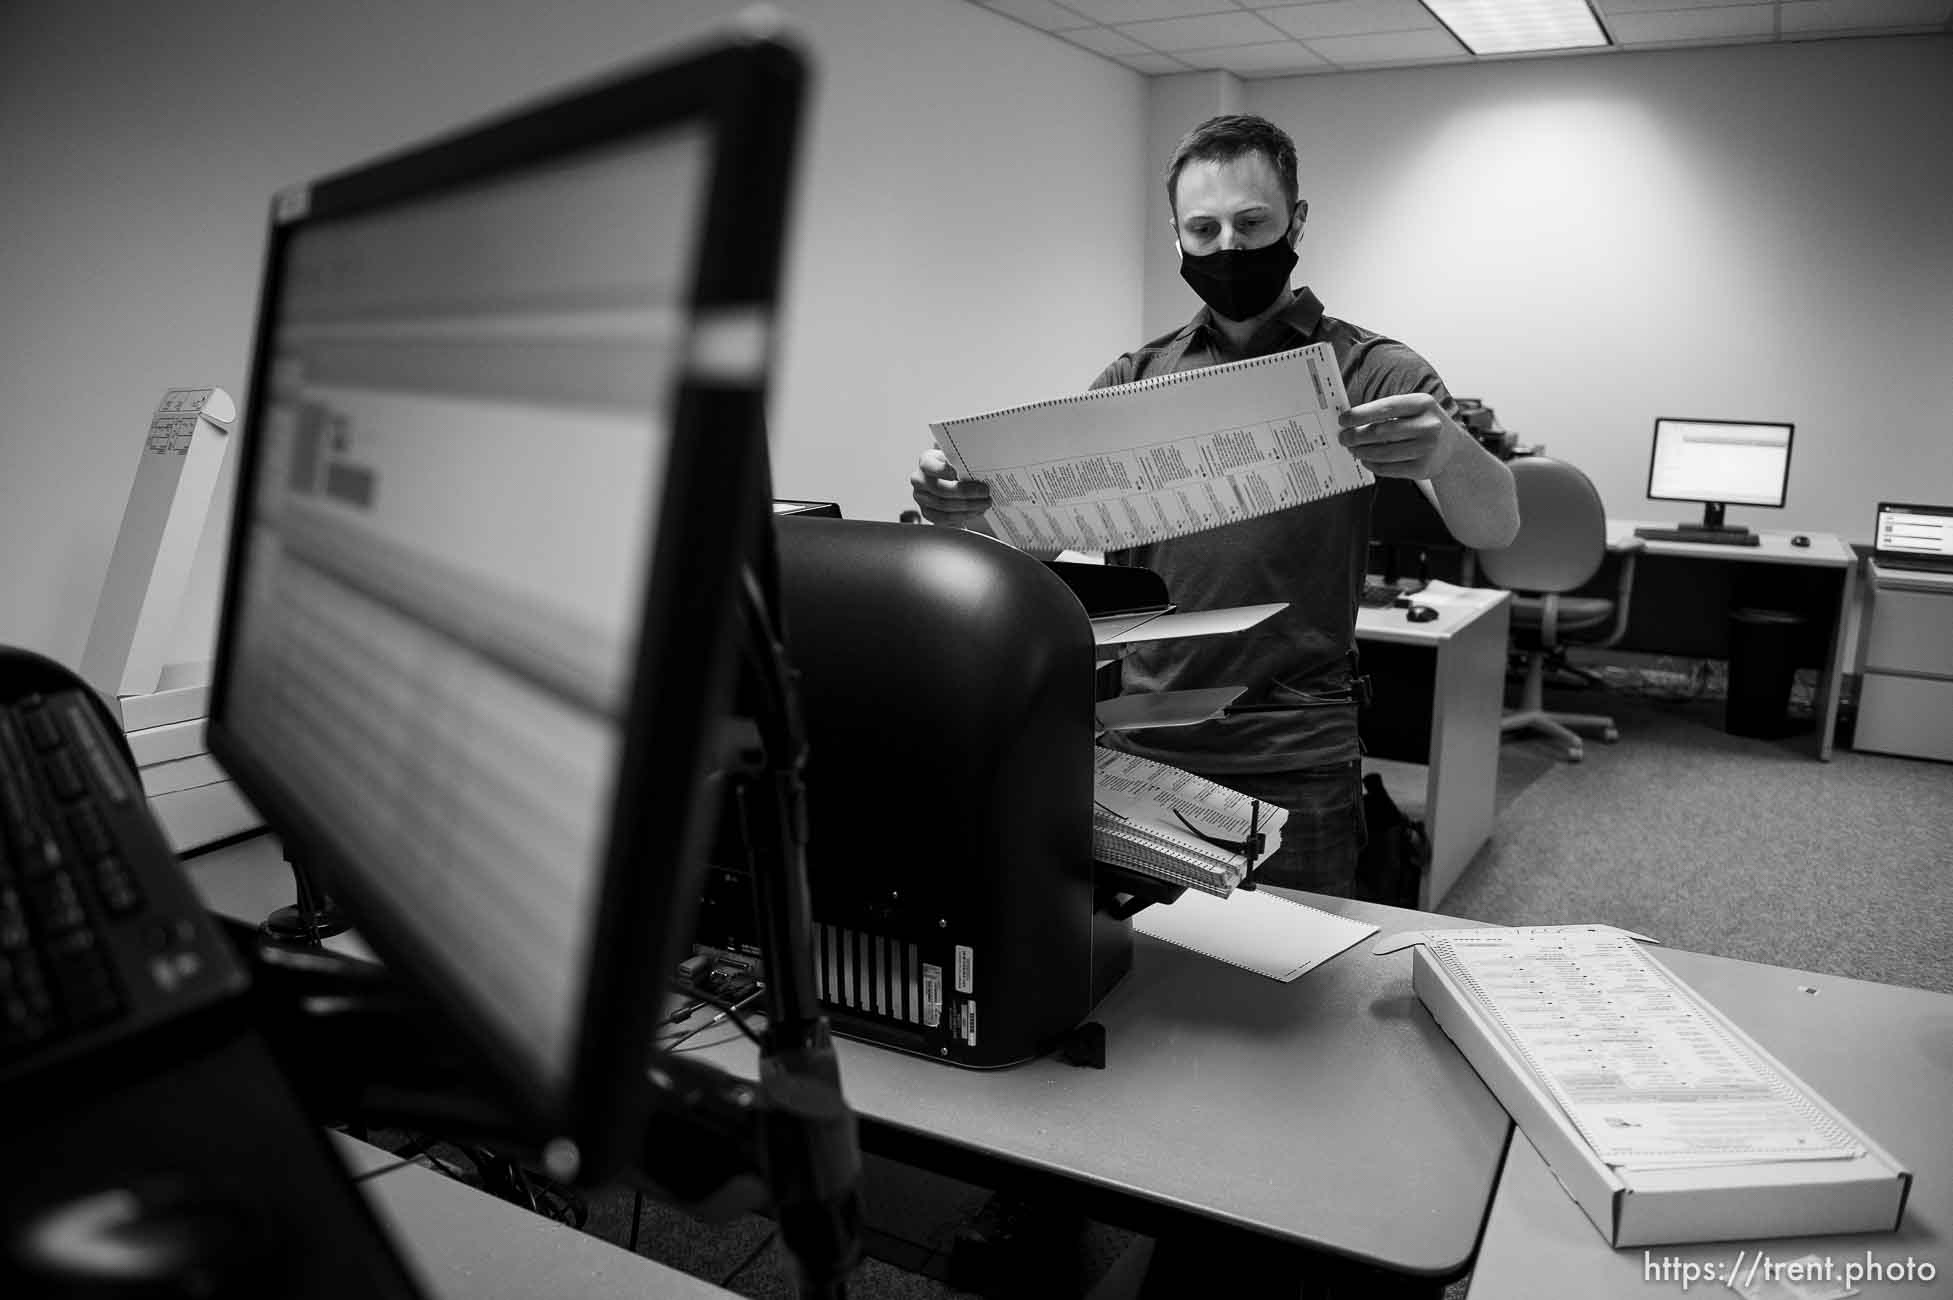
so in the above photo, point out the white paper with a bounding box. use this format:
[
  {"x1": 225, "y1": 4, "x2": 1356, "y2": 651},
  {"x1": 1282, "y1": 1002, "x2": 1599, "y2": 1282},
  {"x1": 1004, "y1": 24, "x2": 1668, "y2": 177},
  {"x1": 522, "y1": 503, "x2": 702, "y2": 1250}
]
[
  {"x1": 1400, "y1": 579, "x2": 1475, "y2": 608},
  {"x1": 1094, "y1": 601, "x2": 1287, "y2": 647},
  {"x1": 931, "y1": 344, "x2": 1369, "y2": 553},
  {"x1": 1431, "y1": 928, "x2": 1862, "y2": 1167},
  {"x1": 1133, "y1": 888, "x2": 1377, "y2": 982}
]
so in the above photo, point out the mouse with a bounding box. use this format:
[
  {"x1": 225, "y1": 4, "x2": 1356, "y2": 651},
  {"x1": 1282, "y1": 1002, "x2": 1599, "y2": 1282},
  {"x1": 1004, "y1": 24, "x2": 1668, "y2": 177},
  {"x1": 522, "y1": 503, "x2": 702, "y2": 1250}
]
[
  {"x1": 1406, "y1": 604, "x2": 1440, "y2": 623},
  {"x1": 8, "y1": 1179, "x2": 260, "y2": 1294},
  {"x1": 1791, "y1": 534, "x2": 1811, "y2": 547}
]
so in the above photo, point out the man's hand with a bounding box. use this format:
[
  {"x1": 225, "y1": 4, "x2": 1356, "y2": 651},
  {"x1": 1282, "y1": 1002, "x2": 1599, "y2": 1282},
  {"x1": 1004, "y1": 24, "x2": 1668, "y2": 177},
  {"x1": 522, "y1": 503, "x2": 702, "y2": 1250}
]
[
  {"x1": 1338, "y1": 394, "x2": 1464, "y2": 480},
  {"x1": 910, "y1": 448, "x2": 994, "y2": 529}
]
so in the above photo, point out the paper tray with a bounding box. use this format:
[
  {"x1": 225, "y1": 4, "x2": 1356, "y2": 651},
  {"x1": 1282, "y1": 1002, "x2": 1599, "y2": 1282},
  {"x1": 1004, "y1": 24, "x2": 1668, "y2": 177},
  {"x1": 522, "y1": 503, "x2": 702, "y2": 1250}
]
[{"x1": 1404, "y1": 940, "x2": 1911, "y2": 1247}]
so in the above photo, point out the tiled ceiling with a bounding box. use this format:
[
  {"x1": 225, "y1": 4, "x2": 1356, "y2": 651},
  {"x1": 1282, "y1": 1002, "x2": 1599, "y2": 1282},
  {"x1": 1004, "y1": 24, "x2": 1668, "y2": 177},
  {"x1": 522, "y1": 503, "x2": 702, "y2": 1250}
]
[{"x1": 969, "y1": 0, "x2": 1953, "y2": 76}]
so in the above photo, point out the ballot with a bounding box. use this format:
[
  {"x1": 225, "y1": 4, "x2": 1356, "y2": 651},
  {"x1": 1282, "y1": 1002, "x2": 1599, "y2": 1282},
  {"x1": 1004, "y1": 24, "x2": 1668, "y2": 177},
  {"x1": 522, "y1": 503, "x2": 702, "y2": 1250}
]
[{"x1": 931, "y1": 343, "x2": 1369, "y2": 554}]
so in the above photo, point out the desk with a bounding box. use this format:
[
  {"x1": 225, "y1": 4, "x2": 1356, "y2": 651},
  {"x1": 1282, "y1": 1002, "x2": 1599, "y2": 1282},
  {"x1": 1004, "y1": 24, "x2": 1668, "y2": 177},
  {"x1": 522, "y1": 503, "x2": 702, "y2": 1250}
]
[
  {"x1": 1464, "y1": 947, "x2": 1953, "y2": 1298},
  {"x1": 695, "y1": 891, "x2": 1512, "y2": 1294},
  {"x1": 1357, "y1": 586, "x2": 1512, "y2": 911},
  {"x1": 187, "y1": 847, "x2": 1514, "y2": 1294},
  {"x1": 1603, "y1": 521, "x2": 1856, "y2": 760},
  {"x1": 332, "y1": 1133, "x2": 735, "y2": 1299}
]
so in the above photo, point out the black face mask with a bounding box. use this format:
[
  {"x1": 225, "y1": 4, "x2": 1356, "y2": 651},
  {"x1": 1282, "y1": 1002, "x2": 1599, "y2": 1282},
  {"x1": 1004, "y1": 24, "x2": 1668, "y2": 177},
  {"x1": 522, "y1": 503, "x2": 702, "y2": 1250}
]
[{"x1": 1178, "y1": 228, "x2": 1298, "y2": 322}]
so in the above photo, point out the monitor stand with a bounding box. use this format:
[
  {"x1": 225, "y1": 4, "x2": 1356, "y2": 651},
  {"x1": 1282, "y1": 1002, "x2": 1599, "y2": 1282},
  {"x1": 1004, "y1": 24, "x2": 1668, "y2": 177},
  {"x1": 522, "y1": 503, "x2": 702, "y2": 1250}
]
[
  {"x1": 262, "y1": 854, "x2": 351, "y2": 946},
  {"x1": 1684, "y1": 502, "x2": 1750, "y2": 537}
]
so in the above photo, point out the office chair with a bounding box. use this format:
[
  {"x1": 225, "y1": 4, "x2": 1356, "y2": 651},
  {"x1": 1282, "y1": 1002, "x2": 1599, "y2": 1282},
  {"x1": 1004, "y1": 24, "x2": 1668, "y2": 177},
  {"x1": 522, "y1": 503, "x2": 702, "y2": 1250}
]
[{"x1": 1476, "y1": 456, "x2": 1640, "y2": 761}]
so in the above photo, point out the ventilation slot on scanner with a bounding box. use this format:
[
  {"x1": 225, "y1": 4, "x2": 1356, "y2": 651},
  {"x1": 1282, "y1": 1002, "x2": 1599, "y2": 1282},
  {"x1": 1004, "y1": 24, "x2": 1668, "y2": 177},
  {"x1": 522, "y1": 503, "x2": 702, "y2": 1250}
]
[{"x1": 815, "y1": 923, "x2": 922, "y2": 1025}]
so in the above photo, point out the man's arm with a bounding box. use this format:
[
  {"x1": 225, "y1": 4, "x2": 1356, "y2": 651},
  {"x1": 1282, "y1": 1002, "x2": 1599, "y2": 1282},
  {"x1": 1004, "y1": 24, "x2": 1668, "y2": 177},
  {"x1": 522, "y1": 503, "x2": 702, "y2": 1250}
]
[
  {"x1": 1419, "y1": 430, "x2": 1520, "y2": 551},
  {"x1": 1340, "y1": 394, "x2": 1519, "y2": 550}
]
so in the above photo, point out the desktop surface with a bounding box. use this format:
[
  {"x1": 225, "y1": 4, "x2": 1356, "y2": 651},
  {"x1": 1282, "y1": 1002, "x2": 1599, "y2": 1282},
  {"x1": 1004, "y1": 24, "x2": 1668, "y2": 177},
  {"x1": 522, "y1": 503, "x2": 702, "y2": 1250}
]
[
  {"x1": 1609, "y1": 520, "x2": 1851, "y2": 567},
  {"x1": 695, "y1": 891, "x2": 1512, "y2": 1279},
  {"x1": 189, "y1": 836, "x2": 1511, "y2": 1279}
]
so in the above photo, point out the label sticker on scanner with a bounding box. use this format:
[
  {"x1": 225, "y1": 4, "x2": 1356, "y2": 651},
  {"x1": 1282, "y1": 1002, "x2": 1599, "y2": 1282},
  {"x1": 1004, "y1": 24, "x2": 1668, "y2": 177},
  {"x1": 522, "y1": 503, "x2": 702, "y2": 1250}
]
[
  {"x1": 955, "y1": 944, "x2": 973, "y2": 994},
  {"x1": 922, "y1": 964, "x2": 942, "y2": 1028}
]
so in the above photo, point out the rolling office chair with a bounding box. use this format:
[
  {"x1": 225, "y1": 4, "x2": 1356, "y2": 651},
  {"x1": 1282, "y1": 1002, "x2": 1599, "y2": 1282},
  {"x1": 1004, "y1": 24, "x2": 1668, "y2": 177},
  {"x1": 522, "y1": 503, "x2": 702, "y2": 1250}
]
[{"x1": 1476, "y1": 456, "x2": 1640, "y2": 761}]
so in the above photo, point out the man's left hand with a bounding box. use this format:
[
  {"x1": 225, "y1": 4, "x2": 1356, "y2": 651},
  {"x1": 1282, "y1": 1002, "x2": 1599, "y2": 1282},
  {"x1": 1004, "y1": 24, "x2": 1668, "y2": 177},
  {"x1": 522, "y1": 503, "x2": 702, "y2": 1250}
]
[{"x1": 1338, "y1": 394, "x2": 1463, "y2": 480}]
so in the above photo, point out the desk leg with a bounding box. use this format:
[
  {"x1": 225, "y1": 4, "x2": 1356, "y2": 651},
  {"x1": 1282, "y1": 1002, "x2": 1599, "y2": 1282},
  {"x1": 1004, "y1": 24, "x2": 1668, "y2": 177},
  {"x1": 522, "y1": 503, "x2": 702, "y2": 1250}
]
[
  {"x1": 1419, "y1": 599, "x2": 1509, "y2": 911},
  {"x1": 1816, "y1": 560, "x2": 1856, "y2": 761}
]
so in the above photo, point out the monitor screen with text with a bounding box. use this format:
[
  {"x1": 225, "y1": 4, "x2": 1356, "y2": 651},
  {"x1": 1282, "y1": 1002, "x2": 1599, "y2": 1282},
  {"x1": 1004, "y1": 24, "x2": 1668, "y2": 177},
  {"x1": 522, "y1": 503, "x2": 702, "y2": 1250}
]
[{"x1": 1647, "y1": 418, "x2": 1793, "y2": 509}]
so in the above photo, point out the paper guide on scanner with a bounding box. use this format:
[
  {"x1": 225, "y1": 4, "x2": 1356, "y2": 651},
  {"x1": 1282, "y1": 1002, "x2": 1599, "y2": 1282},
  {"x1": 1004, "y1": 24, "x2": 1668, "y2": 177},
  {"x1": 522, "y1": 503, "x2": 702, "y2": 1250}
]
[{"x1": 1091, "y1": 601, "x2": 1282, "y2": 731}]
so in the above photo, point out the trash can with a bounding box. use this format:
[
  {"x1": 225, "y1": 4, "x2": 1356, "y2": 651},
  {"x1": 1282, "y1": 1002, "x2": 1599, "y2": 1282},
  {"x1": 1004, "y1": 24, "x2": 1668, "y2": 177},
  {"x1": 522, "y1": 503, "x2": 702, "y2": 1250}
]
[{"x1": 1725, "y1": 607, "x2": 1807, "y2": 738}]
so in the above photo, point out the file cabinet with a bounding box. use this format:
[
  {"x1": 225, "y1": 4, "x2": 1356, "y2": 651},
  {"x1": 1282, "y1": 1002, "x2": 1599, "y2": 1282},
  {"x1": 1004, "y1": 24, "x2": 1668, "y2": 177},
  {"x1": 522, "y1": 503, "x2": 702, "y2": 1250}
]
[{"x1": 1855, "y1": 562, "x2": 1953, "y2": 762}]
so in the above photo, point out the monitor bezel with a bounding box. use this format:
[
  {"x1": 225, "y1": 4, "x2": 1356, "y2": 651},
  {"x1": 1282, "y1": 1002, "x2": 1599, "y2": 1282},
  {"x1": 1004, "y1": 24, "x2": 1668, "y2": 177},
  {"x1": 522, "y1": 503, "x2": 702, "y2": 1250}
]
[
  {"x1": 1644, "y1": 416, "x2": 1796, "y2": 511},
  {"x1": 207, "y1": 32, "x2": 806, "y2": 1182}
]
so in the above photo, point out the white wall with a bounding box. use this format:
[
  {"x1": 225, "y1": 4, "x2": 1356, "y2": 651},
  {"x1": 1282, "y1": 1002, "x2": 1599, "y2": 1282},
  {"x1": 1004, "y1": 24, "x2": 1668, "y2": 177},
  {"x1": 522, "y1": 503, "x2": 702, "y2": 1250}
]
[
  {"x1": 0, "y1": 0, "x2": 1145, "y2": 669},
  {"x1": 1229, "y1": 36, "x2": 1953, "y2": 544}
]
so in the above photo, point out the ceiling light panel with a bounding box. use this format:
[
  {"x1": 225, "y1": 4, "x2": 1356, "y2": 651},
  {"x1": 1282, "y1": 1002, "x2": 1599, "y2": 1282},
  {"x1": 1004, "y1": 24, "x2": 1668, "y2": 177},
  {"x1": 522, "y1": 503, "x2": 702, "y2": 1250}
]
[{"x1": 1421, "y1": 0, "x2": 1612, "y2": 54}]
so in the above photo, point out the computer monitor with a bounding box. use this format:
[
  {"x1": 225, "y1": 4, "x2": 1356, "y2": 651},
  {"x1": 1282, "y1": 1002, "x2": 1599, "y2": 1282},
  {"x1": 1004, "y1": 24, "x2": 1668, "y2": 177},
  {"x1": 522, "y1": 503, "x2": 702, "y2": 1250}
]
[
  {"x1": 207, "y1": 31, "x2": 807, "y2": 1184},
  {"x1": 1645, "y1": 417, "x2": 1794, "y2": 535}
]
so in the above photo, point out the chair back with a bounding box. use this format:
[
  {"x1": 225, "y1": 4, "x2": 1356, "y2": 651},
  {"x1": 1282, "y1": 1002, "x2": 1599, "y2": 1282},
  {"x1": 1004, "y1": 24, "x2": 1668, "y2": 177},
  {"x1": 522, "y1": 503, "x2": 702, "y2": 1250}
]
[{"x1": 1476, "y1": 455, "x2": 1607, "y2": 594}]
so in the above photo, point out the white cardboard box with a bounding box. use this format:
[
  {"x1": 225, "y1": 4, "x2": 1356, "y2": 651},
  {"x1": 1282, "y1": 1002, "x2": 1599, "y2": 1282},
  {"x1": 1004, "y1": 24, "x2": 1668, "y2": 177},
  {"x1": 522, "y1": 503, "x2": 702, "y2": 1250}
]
[
  {"x1": 1397, "y1": 933, "x2": 1911, "y2": 1248},
  {"x1": 127, "y1": 716, "x2": 209, "y2": 768}
]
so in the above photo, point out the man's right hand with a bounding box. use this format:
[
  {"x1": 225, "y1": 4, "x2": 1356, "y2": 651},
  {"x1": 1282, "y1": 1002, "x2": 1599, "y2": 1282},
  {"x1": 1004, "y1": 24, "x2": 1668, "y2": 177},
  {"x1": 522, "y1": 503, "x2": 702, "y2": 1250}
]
[{"x1": 910, "y1": 448, "x2": 994, "y2": 530}]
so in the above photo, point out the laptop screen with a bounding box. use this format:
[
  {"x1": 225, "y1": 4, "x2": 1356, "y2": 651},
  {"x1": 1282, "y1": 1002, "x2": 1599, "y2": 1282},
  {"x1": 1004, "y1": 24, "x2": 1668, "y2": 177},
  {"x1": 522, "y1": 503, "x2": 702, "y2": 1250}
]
[{"x1": 1873, "y1": 503, "x2": 1953, "y2": 569}]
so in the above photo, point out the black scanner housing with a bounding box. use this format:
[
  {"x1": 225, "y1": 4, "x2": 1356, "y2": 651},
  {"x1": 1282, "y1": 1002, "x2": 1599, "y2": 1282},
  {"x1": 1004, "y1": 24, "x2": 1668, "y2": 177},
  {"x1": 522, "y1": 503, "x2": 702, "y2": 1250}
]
[{"x1": 700, "y1": 517, "x2": 1131, "y2": 1067}]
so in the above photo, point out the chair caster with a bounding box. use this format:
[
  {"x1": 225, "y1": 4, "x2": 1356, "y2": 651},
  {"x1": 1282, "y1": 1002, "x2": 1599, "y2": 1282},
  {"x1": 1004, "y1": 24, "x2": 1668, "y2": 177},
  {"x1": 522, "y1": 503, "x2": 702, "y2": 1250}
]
[
  {"x1": 1602, "y1": 727, "x2": 1619, "y2": 743},
  {"x1": 1566, "y1": 745, "x2": 1584, "y2": 761}
]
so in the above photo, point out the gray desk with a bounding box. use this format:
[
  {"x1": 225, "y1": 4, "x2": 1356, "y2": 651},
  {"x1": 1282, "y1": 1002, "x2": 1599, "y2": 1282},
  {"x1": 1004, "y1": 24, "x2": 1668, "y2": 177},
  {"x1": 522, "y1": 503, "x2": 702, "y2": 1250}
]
[
  {"x1": 189, "y1": 842, "x2": 1515, "y2": 1291},
  {"x1": 331, "y1": 1133, "x2": 735, "y2": 1299},
  {"x1": 1357, "y1": 586, "x2": 1512, "y2": 911},
  {"x1": 1465, "y1": 946, "x2": 1953, "y2": 1299},
  {"x1": 1604, "y1": 521, "x2": 1856, "y2": 760},
  {"x1": 695, "y1": 892, "x2": 1512, "y2": 1290}
]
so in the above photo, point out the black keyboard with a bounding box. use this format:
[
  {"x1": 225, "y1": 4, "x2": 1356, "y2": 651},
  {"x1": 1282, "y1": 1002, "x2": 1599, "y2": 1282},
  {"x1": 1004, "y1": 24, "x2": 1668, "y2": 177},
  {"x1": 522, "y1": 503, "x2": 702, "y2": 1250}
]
[
  {"x1": 1874, "y1": 555, "x2": 1953, "y2": 574},
  {"x1": 1360, "y1": 581, "x2": 1421, "y2": 608},
  {"x1": 1632, "y1": 526, "x2": 1761, "y2": 547},
  {"x1": 0, "y1": 664, "x2": 247, "y2": 1083}
]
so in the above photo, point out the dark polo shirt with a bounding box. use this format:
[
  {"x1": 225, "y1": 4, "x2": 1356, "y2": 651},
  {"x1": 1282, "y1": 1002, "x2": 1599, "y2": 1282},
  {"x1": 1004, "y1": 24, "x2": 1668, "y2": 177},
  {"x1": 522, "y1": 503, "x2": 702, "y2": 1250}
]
[{"x1": 1094, "y1": 287, "x2": 1458, "y2": 773}]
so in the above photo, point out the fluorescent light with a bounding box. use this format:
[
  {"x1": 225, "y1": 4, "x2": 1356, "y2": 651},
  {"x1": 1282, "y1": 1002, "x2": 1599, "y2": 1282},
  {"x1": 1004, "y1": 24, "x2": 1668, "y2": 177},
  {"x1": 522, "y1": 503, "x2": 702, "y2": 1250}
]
[{"x1": 1421, "y1": 0, "x2": 1610, "y2": 56}]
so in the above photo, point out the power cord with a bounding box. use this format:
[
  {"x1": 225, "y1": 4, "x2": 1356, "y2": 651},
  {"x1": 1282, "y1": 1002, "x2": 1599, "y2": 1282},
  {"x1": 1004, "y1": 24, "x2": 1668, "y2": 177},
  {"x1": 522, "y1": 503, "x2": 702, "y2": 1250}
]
[{"x1": 661, "y1": 982, "x2": 767, "y2": 1050}]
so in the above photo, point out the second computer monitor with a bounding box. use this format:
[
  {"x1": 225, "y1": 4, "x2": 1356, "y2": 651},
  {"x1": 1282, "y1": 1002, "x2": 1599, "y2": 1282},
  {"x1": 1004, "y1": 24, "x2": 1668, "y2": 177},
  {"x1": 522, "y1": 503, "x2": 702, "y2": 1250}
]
[{"x1": 1646, "y1": 417, "x2": 1794, "y2": 533}]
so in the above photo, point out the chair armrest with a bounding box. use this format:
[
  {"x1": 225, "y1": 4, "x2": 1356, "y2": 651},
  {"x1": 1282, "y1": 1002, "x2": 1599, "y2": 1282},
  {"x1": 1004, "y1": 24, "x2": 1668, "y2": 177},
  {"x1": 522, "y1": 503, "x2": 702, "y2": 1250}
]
[{"x1": 1591, "y1": 547, "x2": 1639, "y2": 649}]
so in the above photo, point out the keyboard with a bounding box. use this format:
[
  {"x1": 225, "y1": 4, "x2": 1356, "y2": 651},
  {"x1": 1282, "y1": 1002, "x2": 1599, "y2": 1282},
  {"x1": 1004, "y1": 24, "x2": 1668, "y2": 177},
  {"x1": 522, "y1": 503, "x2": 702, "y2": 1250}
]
[
  {"x1": 1873, "y1": 555, "x2": 1953, "y2": 575},
  {"x1": 1360, "y1": 581, "x2": 1422, "y2": 608},
  {"x1": 1632, "y1": 526, "x2": 1761, "y2": 547},
  {"x1": 0, "y1": 655, "x2": 247, "y2": 1084}
]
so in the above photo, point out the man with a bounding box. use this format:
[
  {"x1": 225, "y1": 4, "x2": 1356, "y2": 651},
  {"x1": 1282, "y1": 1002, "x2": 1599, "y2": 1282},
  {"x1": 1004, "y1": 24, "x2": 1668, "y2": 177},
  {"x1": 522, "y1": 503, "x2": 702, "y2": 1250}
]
[{"x1": 912, "y1": 114, "x2": 1518, "y2": 898}]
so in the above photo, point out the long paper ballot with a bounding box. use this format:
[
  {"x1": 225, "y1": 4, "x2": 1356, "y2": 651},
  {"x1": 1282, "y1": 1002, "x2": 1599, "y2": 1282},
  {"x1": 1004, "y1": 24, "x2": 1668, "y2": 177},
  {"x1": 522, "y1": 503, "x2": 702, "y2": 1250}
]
[{"x1": 930, "y1": 343, "x2": 1369, "y2": 554}]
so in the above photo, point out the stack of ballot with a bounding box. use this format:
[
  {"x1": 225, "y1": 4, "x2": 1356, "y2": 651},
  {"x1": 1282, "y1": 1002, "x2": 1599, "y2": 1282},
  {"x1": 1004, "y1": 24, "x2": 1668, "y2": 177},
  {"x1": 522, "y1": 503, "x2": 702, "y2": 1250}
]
[
  {"x1": 1092, "y1": 747, "x2": 1287, "y2": 897},
  {"x1": 114, "y1": 664, "x2": 261, "y2": 853}
]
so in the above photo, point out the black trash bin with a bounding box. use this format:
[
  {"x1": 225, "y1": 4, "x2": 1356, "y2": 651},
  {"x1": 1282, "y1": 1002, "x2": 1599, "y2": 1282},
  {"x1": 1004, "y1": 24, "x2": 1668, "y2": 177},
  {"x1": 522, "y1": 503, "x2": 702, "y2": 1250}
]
[{"x1": 1725, "y1": 607, "x2": 1808, "y2": 738}]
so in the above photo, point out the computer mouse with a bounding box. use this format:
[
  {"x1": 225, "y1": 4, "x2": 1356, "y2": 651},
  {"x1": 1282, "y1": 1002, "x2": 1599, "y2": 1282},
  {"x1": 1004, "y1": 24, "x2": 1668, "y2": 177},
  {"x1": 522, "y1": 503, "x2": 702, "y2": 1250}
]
[
  {"x1": 1406, "y1": 604, "x2": 1440, "y2": 623},
  {"x1": 1791, "y1": 534, "x2": 1811, "y2": 547},
  {"x1": 7, "y1": 1179, "x2": 260, "y2": 1294}
]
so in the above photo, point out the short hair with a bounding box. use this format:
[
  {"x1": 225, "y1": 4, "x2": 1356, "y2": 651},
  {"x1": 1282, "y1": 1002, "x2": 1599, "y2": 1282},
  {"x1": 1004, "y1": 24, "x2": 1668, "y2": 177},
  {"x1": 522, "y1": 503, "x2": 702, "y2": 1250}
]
[{"x1": 1163, "y1": 115, "x2": 1300, "y2": 218}]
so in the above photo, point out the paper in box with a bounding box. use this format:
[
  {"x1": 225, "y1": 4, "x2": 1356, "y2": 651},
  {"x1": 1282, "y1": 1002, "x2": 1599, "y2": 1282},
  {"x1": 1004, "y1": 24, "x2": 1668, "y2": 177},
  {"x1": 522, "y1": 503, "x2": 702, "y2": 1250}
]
[{"x1": 1382, "y1": 926, "x2": 1910, "y2": 1248}]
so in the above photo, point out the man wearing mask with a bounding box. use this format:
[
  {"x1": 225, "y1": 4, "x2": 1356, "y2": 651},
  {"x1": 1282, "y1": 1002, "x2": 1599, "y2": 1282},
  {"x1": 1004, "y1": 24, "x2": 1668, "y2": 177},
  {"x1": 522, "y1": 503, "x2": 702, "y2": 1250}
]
[{"x1": 912, "y1": 114, "x2": 1518, "y2": 899}]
